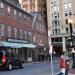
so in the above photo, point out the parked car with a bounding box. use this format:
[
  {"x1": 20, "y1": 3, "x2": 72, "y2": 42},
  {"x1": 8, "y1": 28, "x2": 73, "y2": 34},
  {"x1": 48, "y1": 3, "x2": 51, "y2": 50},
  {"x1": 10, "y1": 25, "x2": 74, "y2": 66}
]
[{"x1": 0, "y1": 50, "x2": 24, "y2": 70}]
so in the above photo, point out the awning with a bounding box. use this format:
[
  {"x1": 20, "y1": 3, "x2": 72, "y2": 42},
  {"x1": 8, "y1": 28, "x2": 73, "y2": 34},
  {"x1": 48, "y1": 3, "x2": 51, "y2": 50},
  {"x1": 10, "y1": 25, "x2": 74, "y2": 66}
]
[
  {"x1": 0, "y1": 41, "x2": 36, "y2": 48},
  {"x1": 21, "y1": 43, "x2": 36, "y2": 48}
]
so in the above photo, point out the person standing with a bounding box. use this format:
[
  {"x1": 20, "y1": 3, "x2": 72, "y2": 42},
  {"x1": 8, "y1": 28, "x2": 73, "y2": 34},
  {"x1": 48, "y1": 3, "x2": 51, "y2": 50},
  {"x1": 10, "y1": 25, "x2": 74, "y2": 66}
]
[
  {"x1": 58, "y1": 53, "x2": 66, "y2": 75},
  {"x1": 65, "y1": 57, "x2": 69, "y2": 75}
]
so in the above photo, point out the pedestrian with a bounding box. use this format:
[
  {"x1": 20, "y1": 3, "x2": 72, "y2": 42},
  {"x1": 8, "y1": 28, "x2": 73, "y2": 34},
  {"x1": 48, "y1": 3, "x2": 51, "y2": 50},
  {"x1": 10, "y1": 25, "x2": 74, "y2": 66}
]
[
  {"x1": 65, "y1": 57, "x2": 69, "y2": 75},
  {"x1": 58, "y1": 53, "x2": 66, "y2": 75}
]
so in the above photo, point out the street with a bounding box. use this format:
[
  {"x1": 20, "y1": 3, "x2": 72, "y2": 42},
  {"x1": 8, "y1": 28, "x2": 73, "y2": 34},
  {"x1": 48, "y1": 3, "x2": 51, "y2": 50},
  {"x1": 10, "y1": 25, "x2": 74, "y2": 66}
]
[{"x1": 0, "y1": 60, "x2": 60, "y2": 75}]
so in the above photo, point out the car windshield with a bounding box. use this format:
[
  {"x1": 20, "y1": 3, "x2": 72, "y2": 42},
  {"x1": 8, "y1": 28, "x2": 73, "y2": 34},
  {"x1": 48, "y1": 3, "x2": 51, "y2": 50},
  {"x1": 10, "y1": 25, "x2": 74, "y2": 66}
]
[{"x1": 0, "y1": 52, "x2": 3, "y2": 61}]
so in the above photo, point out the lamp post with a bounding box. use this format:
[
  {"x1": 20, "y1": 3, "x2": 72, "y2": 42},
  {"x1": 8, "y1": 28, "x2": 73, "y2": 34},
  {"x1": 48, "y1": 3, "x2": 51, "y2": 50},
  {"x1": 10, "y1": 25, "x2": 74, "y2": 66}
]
[{"x1": 68, "y1": 19, "x2": 75, "y2": 68}]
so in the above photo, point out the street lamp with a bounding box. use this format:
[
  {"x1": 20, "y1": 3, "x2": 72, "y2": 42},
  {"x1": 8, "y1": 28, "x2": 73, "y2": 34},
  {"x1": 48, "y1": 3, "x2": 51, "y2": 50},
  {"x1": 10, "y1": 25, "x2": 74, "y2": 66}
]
[{"x1": 68, "y1": 19, "x2": 75, "y2": 68}]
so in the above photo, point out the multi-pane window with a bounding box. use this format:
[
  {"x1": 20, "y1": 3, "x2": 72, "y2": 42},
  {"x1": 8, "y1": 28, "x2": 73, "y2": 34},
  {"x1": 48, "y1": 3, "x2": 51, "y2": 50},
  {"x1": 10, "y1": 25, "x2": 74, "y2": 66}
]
[
  {"x1": 0, "y1": 2, "x2": 5, "y2": 15},
  {"x1": 55, "y1": 29, "x2": 57, "y2": 34},
  {"x1": 33, "y1": 33, "x2": 37, "y2": 42},
  {"x1": 0, "y1": 24, "x2": 4, "y2": 36},
  {"x1": 7, "y1": 26, "x2": 11, "y2": 37},
  {"x1": 68, "y1": 3, "x2": 71, "y2": 8},
  {"x1": 54, "y1": 21, "x2": 57, "y2": 26},
  {"x1": 24, "y1": 31, "x2": 27, "y2": 40},
  {"x1": 19, "y1": 29, "x2": 23, "y2": 39},
  {"x1": 52, "y1": 29, "x2": 54, "y2": 35},
  {"x1": 19, "y1": 12, "x2": 22, "y2": 16},
  {"x1": 14, "y1": 9, "x2": 17, "y2": 15},
  {"x1": 1, "y1": 2, "x2": 4, "y2": 8},
  {"x1": 54, "y1": 6, "x2": 57, "y2": 11},
  {"x1": 53, "y1": 20, "x2": 60, "y2": 26},
  {"x1": 14, "y1": 28, "x2": 17, "y2": 38},
  {"x1": 28, "y1": 32, "x2": 32, "y2": 41},
  {"x1": 69, "y1": 11, "x2": 72, "y2": 16},
  {"x1": 65, "y1": 19, "x2": 68, "y2": 24},
  {"x1": 52, "y1": 28, "x2": 60, "y2": 35},
  {"x1": 65, "y1": 12, "x2": 68, "y2": 16},
  {"x1": 64, "y1": 4, "x2": 68, "y2": 10},
  {"x1": 58, "y1": 28, "x2": 60, "y2": 34},
  {"x1": 24, "y1": 15, "x2": 27, "y2": 19},
  {"x1": 66, "y1": 27, "x2": 69, "y2": 33},
  {"x1": 19, "y1": 12, "x2": 22, "y2": 20},
  {"x1": 53, "y1": 6, "x2": 59, "y2": 12},
  {"x1": 40, "y1": 35, "x2": 42, "y2": 44},
  {"x1": 8, "y1": 6, "x2": 11, "y2": 14},
  {"x1": 58, "y1": 21, "x2": 60, "y2": 25}
]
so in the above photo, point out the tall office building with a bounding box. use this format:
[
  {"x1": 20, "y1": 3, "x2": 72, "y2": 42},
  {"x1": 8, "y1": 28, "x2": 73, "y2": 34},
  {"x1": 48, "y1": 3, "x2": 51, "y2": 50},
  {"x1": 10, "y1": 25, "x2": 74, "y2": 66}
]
[
  {"x1": 19, "y1": 0, "x2": 47, "y2": 25},
  {"x1": 18, "y1": 0, "x2": 48, "y2": 61},
  {"x1": 47, "y1": 0, "x2": 75, "y2": 55},
  {"x1": 19, "y1": 0, "x2": 45, "y2": 13}
]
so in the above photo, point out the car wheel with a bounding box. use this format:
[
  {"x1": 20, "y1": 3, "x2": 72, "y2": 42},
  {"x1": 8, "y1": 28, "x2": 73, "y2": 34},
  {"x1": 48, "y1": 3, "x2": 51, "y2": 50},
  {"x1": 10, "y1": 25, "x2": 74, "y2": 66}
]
[{"x1": 8, "y1": 63, "x2": 12, "y2": 71}]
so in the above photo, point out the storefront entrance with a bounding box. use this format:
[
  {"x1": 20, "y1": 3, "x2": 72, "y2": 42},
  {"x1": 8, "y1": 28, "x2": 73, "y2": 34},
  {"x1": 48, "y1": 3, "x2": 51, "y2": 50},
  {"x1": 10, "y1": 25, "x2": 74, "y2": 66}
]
[{"x1": 53, "y1": 47, "x2": 62, "y2": 57}]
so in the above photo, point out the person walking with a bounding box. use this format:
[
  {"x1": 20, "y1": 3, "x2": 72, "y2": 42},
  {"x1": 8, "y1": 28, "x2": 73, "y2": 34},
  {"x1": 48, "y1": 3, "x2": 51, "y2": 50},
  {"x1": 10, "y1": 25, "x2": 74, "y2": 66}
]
[
  {"x1": 65, "y1": 57, "x2": 69, "y2": 75},
  {"x1": 58, "y1": 52, "x2": 66, "y2": 75}
]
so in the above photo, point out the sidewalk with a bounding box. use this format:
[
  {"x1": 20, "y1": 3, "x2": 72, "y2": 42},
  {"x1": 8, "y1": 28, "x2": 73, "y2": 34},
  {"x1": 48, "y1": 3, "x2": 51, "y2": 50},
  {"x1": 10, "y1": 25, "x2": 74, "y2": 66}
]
[{"x1": 68, "y1": 68, "x2": 75, "y2": 75}]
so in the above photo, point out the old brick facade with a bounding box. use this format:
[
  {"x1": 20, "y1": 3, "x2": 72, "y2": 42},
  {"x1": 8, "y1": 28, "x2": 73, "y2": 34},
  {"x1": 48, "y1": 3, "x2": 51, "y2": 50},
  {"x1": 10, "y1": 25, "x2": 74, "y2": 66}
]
[{"x1": 0, "y1": 0, "x2": 48, "y2": 62}]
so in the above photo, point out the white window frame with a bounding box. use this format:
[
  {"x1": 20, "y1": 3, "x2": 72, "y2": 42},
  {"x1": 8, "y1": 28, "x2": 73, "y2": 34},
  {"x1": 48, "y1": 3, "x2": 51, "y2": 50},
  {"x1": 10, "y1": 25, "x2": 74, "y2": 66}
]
[
  {"x1": 1, "y1": 2, "x2": 4, "y2": 8},
  {"x1": 7, "y1": 26, "x2": 11, "y2": 37},
  {"x1": 64, "y1": 4, "x2": 68, "y2": 10},
  {"x1": 19, "y1": 29, "x2": 23, "y2": 39},
  {"x1": 24, "y1": 31, "x2": 27, "y2": 40},
  {"x1": 24, "y1": 15, "x2": 27, "y2": 19},
  {"x1": 19, "y1": 12, "x2": 22, "y2": 16},
  {"x1": 14, "y1": 28, "x2": 17, "y2": 38},
  {"x1": 68, "y1": 3, "x2": 71, "y2": 8},
  {"x1": 28, "y1": 32, "x2": 32, "y2": 41},
  {"x1": 14, "y1": 9, "x2": 17, "y2": 15},
  {"x1": 8, "y1": 6, "x2": 11, "y2": 14},
  {"x1": 0, "y1": 24, "x2": 4, "y2": 36}
]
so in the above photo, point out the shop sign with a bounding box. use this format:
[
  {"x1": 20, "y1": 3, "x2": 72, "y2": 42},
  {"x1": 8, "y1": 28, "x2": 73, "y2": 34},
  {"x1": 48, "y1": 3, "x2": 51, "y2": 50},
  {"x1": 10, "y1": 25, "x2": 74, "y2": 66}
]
[{"x1": 7, "y1": 38, "x2": 28, "y2": 43}]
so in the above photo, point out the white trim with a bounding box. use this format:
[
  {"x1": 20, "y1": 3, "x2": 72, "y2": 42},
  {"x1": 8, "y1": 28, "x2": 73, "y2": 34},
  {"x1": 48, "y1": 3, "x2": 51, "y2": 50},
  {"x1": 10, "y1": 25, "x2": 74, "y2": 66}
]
[{"x1": 0, "y1": 41, "x2": 36, "y2": 48}]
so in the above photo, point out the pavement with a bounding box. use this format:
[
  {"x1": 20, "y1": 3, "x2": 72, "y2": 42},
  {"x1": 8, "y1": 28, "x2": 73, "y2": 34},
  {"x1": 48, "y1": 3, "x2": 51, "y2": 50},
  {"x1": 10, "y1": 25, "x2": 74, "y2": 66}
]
[
  {"x1": 53, "y1": 57, "x2": 75, "y2": 75},
  {"x1": 25, "y1": 57, "x2": 75, "y2": 75},
  {"x1": 68, "y1": 68, "x2": 75, "y2": 75}
]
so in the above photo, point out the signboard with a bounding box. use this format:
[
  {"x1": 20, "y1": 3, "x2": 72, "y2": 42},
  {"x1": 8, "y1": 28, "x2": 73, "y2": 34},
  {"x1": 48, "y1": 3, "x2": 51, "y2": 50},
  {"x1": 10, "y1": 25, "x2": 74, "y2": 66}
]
[{"x1": 7, "y1": 38, "x2": 28, "y2": 43}]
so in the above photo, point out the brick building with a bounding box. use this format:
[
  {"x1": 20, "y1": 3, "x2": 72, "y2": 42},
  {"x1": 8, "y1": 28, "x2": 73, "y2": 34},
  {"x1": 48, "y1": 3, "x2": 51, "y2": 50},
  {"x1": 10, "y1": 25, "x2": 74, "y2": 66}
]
[{"x1": 0, "y1": 0, "x2": 48, "y2": 62}]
